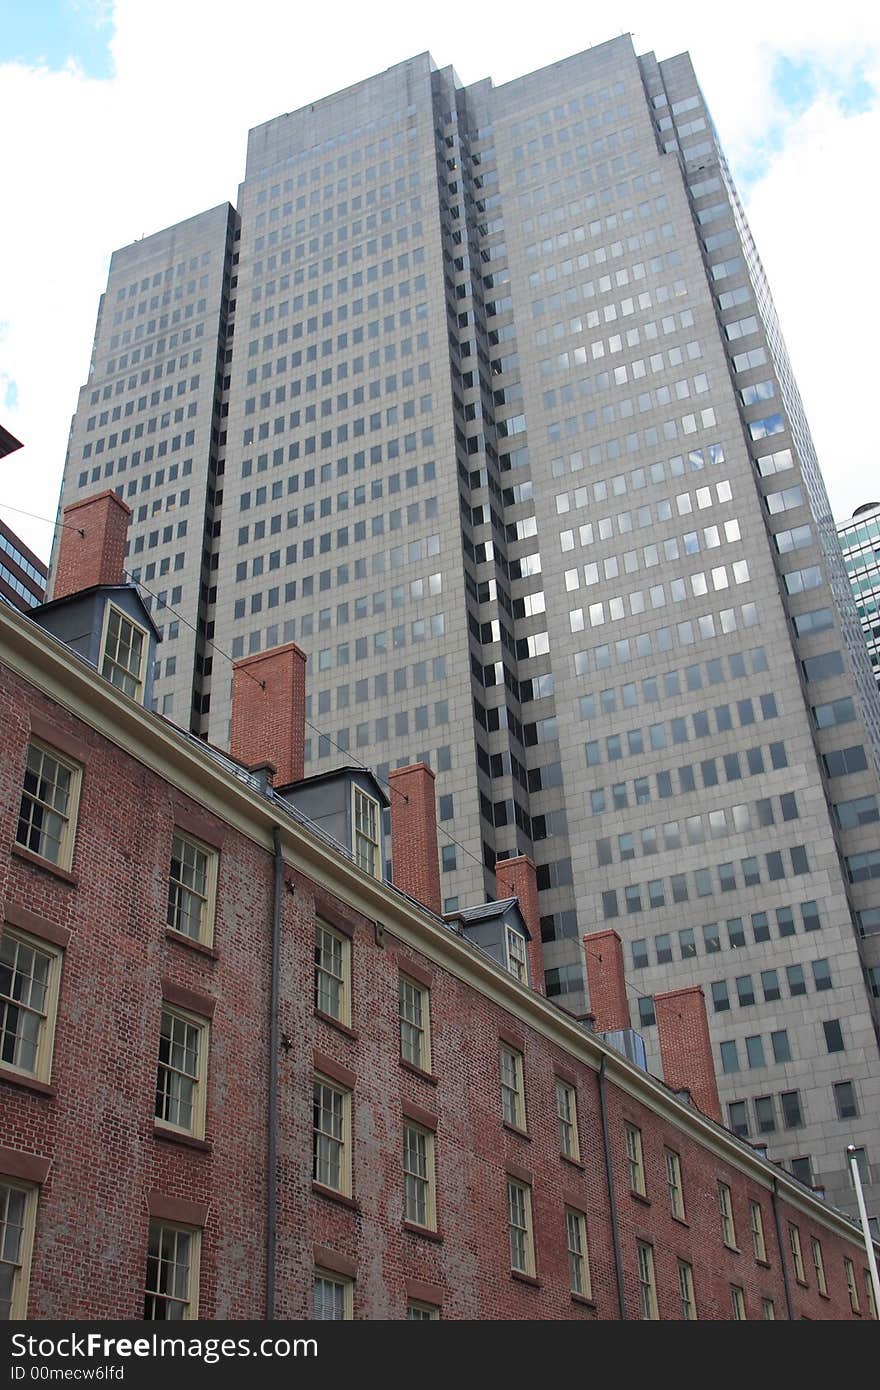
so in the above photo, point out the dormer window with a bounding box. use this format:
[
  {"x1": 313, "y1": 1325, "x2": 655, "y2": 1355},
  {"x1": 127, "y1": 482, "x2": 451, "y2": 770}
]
[
  {"x1": 101, "y1": 603, "x2": 148, "y2": 702},
  {"x1": 353, "y1": 785, "x2": 380, "y2": 878},
  {"x1": 505, "y1": 926, "x2": 528, "y2": 983}
]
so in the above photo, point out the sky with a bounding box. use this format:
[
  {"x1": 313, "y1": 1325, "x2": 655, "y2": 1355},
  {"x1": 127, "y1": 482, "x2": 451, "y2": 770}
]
[{"x1": 0, "y1": 0, "x2": 877, "y2": 562}]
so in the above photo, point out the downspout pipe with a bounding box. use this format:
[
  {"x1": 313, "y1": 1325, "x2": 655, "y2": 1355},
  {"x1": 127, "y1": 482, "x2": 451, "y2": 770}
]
[
  {"x1": 267, "y1": 825, "x2": 284, "y2": 1319},
  {"x1": 598, "y1": 1053, "x2": 627, "y2": 1319},
  {"x1": 770, "y1": 1176, "x2": 794, "y2": 1320}
]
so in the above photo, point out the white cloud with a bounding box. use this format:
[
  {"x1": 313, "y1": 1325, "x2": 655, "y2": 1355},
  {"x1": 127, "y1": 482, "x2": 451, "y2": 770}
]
[
  {"x1": 744, "y1": 95, "x2": 880, "y2": 521},
  {"x1": 0, "y1": 0, "x2": 878, "y2": 555}
]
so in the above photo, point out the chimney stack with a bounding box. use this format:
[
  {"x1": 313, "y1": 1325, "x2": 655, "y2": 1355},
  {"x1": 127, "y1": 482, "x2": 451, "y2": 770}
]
[
  {"x1": 388, "y1": 763, "x2": 441, "y2": 915},
  {"x1": 53, "y1": 491, "x2": 131, "y2": 600},
  {"x1": 496, "y1": 855, "x2": 544, "y2": 994},
  {"x1": 582, "y1": 930, "x2": 631, "y2": 1033},
  {"x1": 654, "y1": 986, "x2": 722, "y2": 1124},
  {"x1": 230, "y1": 643, "x2": 308, "y2": 788}
]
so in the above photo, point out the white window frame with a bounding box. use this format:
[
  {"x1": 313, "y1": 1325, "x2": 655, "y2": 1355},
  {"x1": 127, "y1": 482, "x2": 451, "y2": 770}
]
[
  {"x1": 352, "y1": 785, "x2": 381, "y2": 878},
  {"x1": 167, "y1": 832, "x2": 218, "y2": 946},
  {"x1": 637, "y1": 1241, "x2": 658, "y2": 1319},
  {"x1": 16, "y1": 741, "x2": 81, "y2": 871},
  {"x1": 665, "y1": 1148, "x2": 685, "y2": 1220},
  {"x1": 749, "y1": 1200, "x2": 766, "y2": 1262},
  {"x1": 811, "y1": 1237, "x2": 827, "y2": 1295},
  {"x1": 499, "y1": 1044, "x2": 526, "y2": 1130},
  {"x1": 507, "y1": 1179, "x2": 536, "y2": 1277},
  {"x1": 399, "y1": 976, "x2": 430, "y2": 1071},
  {"x1": 566, "y1": 1208, "x2": 591, "y2": 1298},
  {"x1": 100, "y1": 601, "x2": 149, "y2": 703},
  {"x1": 845, "y1": 1256, "x2": 860, "y2": 1313},
  {"x1": 678, "y1": 1259, "x2": 696, "y2": 1320},
  {"x1": 313, "y1": 1269, "x2": 353, "y2": 1320},
  {"x1": 313, "y1": 1076, "x2": 351, "y2": 1196},
  {"x1": 0, "y1": 1179, "x2": 38, "y2": 1319},
  {"x1": 718, "y1": 1181, "x2": 736, "y2": 1248},
  {"x1": 788, "y1": 1222, "x2": 805, "y2": 1282},
  {"x1": 626, "y1": 1125, "x2": 646, "y2": 1195},
  {"x1": 143, "y1": 1220, "x2": 201, "y2": 1320},
  {"x1": 730, "y1": 1284, "x2": 746, "y2": 1320},
  {"x1": 406, "y1": 1300, "x2": 439, "y2": 1319},
  {"x1": 403, "y1": 1122, "x2": 436, "y2": 1231},
  {"x1": 155, "y1": 1006, "x2": 209, "y2": 1139},
  {"x1": 314, "y1": 921, "x2": 351, "y2": 1025},
  {"x1": 556, "y1": 1079, "x2": 580, "y2": 1161},
  {"x1": 0, "y1": 928, "x2": 62, "y2": 1083},
  {"x1": 505, "y1": 927, "x2": 528, "y2": 983}
]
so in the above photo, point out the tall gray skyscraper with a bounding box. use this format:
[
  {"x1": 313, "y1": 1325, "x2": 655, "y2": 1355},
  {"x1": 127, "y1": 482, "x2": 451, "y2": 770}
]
[{"x1": 54, "y1": 36, "x2": 880, "y2": 1216}]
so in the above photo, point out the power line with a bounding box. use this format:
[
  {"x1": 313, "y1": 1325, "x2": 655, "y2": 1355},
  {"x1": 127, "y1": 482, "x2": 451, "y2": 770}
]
[
  {"x1": 0, "y1": 501, "x2": 83, "y2": 538},
  {"x1": 582, "y1": 938, "x2": 656, "y2": 1007},
  {"x1": 120, "y1": 563, "x2": 268, "y2": 693}
]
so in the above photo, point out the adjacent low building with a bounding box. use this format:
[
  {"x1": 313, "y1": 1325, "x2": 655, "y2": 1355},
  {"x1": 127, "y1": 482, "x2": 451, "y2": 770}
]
[
  {"x1": 0, "y1": 426, "x2": 47, "y2": 613},
  {"x1": 0, "y1": 498, "x2": 877, "y2": 1320}
]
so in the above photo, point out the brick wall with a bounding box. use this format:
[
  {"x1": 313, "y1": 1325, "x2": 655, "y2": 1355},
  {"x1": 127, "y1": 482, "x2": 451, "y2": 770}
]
[
  {"x1": 655, "y1": 985, "x2": 722, "y2": 1125},
  {"x1": 0, "y1": 665, "x2": 872, "y2": 1320},
  {"x1": 52, "y1": 491, "x2": 131, "y2": 601},
  {"x1": 229, "y1": 642, "x2": 307, "y2": 788},
  {"x1": 387, "y1": 762, "x2": 441, "y2": 915},
  {"x1": 582, "y1": 929, "x2": 631, "y2": 1033}
]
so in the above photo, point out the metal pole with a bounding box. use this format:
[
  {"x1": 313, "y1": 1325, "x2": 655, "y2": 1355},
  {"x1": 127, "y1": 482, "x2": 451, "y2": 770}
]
[{"x1": 847, "y1": 1145, "x2": 880, "y2": 1318}]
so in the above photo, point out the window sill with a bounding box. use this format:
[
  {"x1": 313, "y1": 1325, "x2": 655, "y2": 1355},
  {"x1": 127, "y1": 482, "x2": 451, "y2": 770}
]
[
  {"x1": 795, "y1": 1278, "x2": 809, "y2": 1289},
  {"x1": 403, "y1": 1221, "x2": 443, "y2": 1243},
  {"x1": 0, "y1": 1067, "x2": 56, "y2": 1098},
  {"x1": 755, "y1": 1258, "x2": 771, "y2": 1270},
  {"x1": 502, "y1": 1121, "x2": 530, "y2": 1141},
  {"x1": 11, "y1": 845, "x2": 77, "y2": 886},
  {"x1": 153, "y1": 1125, "x2": 212, "y2": 1153},
  {"x1": 571, "y1": 1293, "x2": 597, "y2": 1310},
  {"x1": 560, "y1": 1153, "x2": 585, "y2": 1171},
  {"x1": 511, "y1": 1271, "x2": 541, "y2": 1289},
  {"x1": 312, "y1": 1182, "x2": 359, "y2": 1212},
  {"x1": 671, "y1": 1215, "x2": 690, "y2": 1229},
  {"x1": 165, "y1": 929, "x2": 219, "y2": 959},
  {"x1": 723, "y1": 1243, "x2": 741, "y2": 1254},
  {"x1": 314, "y1": 1010, "x2": 358, "y2": 1041},
  {"x1": 818, "y1": 1291, "x2": 831, "y2": 1301},
  {"x1": 399, "y1": 1058, "x2": 438, "y2": 1086},
  {"x1": 630, "y1": 1191, "x2": 651, "y2": 1206}
]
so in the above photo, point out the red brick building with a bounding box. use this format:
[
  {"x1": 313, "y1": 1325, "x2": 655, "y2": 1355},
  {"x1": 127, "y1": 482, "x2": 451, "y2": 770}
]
[{"x1": 0, "y1": 509, "x2": 877, "y2": 1321}]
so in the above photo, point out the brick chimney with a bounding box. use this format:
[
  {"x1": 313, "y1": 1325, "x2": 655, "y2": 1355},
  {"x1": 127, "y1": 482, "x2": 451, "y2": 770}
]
[
  {"x1": 582, "y1": 930, "x2": 631, "y2": 1032},
  {"x1": 53, "y1": 491, "x2": 131, "y2": 600},
  {"x1": 495, "y1": 855, "x2": 545, "y2": 994},
  {"x1": 654, "y1": 985, "x2": 722, "y2": 1124},
  {"x1": 230, "y1": 643, "x2": 307, "y2": 787},
  {"x1": 388, "y1": 763, "x2": 441, "y2": 915}
]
